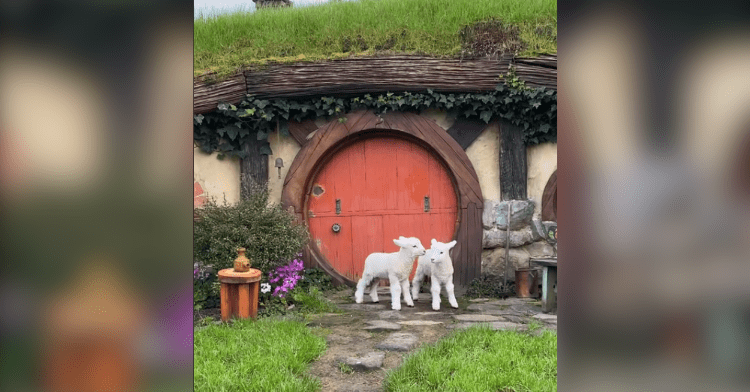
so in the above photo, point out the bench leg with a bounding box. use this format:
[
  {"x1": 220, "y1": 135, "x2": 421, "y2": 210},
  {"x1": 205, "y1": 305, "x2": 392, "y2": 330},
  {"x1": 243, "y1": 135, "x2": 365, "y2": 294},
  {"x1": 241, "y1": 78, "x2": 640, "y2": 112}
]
[{"x1": 542, "y1": 267, "x2": 557, "y2": 313}]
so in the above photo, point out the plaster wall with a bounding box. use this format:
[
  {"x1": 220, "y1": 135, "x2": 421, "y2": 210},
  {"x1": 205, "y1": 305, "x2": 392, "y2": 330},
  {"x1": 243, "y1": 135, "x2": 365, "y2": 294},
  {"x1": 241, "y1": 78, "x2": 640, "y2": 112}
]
[
  {"x1": 267, "y1": 130, "x2": 302, "y2": 205},
  {"x1": 193, "y1": 146, "x2": 240, "y2": 206},
  {"x1": 526, "y1": 142, "x2": 557, "y2": 219},
  {"x1": 465, "y1": 123, "x2": 501, "y2": 202}
]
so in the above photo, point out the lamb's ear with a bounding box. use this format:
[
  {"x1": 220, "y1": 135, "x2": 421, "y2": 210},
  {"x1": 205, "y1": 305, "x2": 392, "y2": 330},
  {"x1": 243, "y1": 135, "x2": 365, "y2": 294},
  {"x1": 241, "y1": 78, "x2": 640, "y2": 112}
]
[
  {"x1": 399, "y1": 236, "x2": 406, "y2": 240},
  {"x1": 447, "y1": 240, "x2": 457, "y2": 249},
  {"x1": 431, "y1": 238, "x2": 437, "y2": 246},
  {"x1": 393, "y1": 238, "x2": 406, "y2": 247}
]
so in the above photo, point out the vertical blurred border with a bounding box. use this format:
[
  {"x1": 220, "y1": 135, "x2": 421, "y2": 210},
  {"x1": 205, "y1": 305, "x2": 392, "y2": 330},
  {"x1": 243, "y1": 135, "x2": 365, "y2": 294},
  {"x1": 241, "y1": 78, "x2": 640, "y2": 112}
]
[
  {"x1": 0, "y1": 1, "x2": 193, "y2": 391},
  {"x1": 559, "y1": 0, "x2": 750, "y2": 391}
]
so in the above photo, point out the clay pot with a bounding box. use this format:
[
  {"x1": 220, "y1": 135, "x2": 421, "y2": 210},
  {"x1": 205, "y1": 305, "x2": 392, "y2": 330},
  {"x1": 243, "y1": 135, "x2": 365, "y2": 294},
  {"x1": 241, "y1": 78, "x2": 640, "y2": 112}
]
[
  {"x1": 233, "y1": 248, "x2": 251, "y2": 272},
  {"x1": 515, "y1": 268, "x2": 539, "y2": 298}
]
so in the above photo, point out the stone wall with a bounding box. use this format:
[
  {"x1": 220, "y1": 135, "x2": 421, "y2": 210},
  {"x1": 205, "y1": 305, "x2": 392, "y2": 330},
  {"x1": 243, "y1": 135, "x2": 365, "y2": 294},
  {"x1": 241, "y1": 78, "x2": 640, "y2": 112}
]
[{"x1": 480, "y1": 199, "x2": 557, "y2": 280}]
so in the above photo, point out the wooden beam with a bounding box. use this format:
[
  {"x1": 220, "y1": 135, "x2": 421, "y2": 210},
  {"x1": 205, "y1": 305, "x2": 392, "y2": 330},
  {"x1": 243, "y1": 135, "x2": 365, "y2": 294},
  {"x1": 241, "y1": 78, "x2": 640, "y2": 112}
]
[
  {"x1": 194, "y1": 73, "x2": 246, "y2": 115},
  {"x1": 287, "y1": 119, "x2": 318, "y2": 146},
  {"x1": 193, "y1": 54, "x2": 557, "y2": 114},
  {"x1": 500, "y1": 120, "x2": 527, "y2": 200}
]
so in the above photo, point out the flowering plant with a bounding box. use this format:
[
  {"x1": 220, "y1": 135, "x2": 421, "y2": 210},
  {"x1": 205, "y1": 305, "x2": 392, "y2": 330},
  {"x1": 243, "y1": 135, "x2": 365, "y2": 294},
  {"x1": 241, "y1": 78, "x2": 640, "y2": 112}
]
[{"x1": 267, "y1": 256, "x2": 305, "y2": 298}]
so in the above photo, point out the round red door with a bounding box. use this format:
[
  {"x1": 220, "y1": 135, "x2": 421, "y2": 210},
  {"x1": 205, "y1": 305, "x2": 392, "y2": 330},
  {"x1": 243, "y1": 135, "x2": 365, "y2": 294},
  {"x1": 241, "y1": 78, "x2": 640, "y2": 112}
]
[{"x1": 307, "y1": 136, "x2": 458, "y2": 282}]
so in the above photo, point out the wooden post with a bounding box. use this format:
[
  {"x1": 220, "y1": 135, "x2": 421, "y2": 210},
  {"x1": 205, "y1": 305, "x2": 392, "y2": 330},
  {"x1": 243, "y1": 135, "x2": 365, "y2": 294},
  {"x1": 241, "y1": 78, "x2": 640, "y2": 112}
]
[
  {"x1": 500, "y1": 120, "x2": 527, "y2": 200},
  {"x1": 240, "y1": 137, "x2": 269, "y2": 199}
]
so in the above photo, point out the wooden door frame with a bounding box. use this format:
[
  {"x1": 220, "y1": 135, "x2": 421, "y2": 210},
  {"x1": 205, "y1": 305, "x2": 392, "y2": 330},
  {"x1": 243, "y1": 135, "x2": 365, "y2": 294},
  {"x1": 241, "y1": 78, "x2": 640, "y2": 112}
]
[{"x1": 281, "y1": 110, "x2": 483, "y2": 287}]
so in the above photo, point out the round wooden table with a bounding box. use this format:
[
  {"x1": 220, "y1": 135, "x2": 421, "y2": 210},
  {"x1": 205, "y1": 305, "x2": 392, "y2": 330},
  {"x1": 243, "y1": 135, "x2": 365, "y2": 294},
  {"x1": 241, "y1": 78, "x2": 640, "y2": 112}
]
[{"x1": 217, "y1": 268, "x2": 262, "y2": 321}]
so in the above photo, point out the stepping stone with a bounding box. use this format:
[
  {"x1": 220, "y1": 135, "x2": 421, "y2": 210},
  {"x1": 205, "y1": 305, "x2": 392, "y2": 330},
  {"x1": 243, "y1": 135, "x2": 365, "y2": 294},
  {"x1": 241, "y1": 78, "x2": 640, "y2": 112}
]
[
  {"x1": 326, "y1": 335, "x2": 353, "y2": 345},
  {"x1": 414, "y1": 311, "x2": 443, "y2": 316},
  {"x1": 453, "y1": 314, "x2": 502, "y2": 322},
  {"x1": 364, "y1": 320, "x2": 401, "y2": 331},
  {"x1": 446, "y1": 322, "x2": 476, "y2": 330},
  {"x1": 378, "y1": 310, "x2": 406, "y2": 320},
  {"x1": 397, "y1": 320, "x2": 444, "y2": 326},
  {"x1": 340, "y1": 303, "x2": 387, "y2": 311},
  {"x1": 334, "y1": 384, "x2": 381, "y2": 392},
  {"x1": 335, "y1": 352, "x2": 385, "y2": 372},
  {"x1": 488, "y1": 322, "x2": 526, "y2": 331},
  {"x1": 466, "y1": 303, "x2": 498, "y2": 311},
  {"x1": 502, "y1": 314, "x2": 526, "y2": 324},
  {"x1": 469, "y1": 298, "x2": 490, "y2": 302},
  {"x1": 533, "y1": 313, "x2": 557, "y2": 322},
  {"x1": 375, "y1": 332, "x2": 419, "y2": 351}
]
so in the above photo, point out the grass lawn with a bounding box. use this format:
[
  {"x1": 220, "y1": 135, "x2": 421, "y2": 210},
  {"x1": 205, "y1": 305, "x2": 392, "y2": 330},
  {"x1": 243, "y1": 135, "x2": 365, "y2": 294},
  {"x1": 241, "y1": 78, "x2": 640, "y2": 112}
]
[
  {"x1": 194, "y1": 317, "x2": 327, "y2": 391},
  {"x1": 384, "y1": 324, "x2": 557, "y2": 392},
  {"x1": 194, "y1": 0, "x2": 557, "y2": 77}
]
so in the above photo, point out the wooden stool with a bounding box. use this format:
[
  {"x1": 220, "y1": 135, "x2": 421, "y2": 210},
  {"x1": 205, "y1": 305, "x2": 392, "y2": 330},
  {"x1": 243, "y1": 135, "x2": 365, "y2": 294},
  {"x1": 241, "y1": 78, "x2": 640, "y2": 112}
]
[
  {"x1": 530, "y1": 258, "x2": 557, "y2": 313},
  {"x1": 217, "y1": 268, "x2": 262, "y2": 321}
]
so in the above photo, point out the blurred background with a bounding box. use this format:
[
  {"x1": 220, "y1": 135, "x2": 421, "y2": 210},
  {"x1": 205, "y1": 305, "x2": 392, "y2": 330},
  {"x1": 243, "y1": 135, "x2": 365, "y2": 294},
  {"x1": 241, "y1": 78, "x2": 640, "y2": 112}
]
[
  {"x1": 2, "y1": 0, "x2": 750, "y2": 390},
  {"x1": 0, "y1": 1, "x2": 193, "y2": 391},
  {"x1": 558, "y1": 0, "x2": 750, "y2": 391}
]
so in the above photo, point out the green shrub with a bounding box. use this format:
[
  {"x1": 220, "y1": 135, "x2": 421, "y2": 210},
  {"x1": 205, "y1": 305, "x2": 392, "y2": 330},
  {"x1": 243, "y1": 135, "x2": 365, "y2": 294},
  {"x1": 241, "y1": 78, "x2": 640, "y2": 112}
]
[
  {"x1": 291, "y1": 286, "x2": 340, "y2": 314},
  {"x1": 193, "y1": 184, "x2": 309, "y2": 274}
]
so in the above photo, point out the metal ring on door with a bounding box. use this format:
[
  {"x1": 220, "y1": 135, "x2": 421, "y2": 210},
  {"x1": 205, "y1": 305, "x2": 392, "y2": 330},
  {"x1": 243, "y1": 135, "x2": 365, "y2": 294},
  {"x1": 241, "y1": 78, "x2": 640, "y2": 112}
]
[{"x1": 332, "y1": 223, "x2": 341, "y2": 233}]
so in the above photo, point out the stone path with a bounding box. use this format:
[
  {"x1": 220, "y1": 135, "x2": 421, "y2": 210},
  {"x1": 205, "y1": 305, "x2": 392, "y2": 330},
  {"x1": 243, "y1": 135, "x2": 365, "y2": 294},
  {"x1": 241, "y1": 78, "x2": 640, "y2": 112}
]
[{"x1": 305, "y1": 287, "x2": 556, "y2": 391}]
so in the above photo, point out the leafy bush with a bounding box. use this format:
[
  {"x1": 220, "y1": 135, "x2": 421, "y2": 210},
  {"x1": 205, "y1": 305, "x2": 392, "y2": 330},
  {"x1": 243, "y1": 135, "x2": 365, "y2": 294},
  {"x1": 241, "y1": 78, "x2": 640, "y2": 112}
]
[
  {"x1": 291, "y1": 286, "x2": 340, "y2": 314},
  {"x1": 465, "y1": 274, "x2": 515, "y2": 298},
  {"x1": 193, "y1": 184, "x2": 309, "y2": 274},
  {"x1": 296, "y1": 267, "x2": 335, "y2": 292},
  {"x1": 194, "y1": 262, "x2": 220, "y2": 310}
]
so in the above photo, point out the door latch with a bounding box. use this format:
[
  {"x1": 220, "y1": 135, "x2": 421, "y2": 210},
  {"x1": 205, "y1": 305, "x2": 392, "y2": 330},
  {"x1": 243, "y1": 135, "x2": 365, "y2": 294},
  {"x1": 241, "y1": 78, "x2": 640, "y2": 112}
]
[
  {"x1": 424, "y1": 196, "x2": 430, "y2": 212},
  {"x1": 336, "y1": 199, "x2": 341, "y2": 215}
]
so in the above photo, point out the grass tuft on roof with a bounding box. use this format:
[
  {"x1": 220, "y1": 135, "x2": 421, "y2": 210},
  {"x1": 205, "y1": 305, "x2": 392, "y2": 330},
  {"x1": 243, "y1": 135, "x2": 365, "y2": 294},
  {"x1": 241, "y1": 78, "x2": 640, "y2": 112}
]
[{"x1": 194, "y1": 0, "x2": 556, "y2": 78}]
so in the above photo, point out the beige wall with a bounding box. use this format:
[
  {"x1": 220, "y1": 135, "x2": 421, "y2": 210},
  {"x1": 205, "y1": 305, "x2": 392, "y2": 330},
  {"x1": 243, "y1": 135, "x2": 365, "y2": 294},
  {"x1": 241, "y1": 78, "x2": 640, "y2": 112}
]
[
  {"x1": 267, "y1": 130, "x2": 302, "y2": 205},
  {"x1": 193, "y1": 146, "x2": 241, "y2": 205},
  {"x1": 466, "y1": 123, "x2": 501, "y2": 202},
  {"x1": 526, "y1": 142, "x2": 557, "y2": 219}
]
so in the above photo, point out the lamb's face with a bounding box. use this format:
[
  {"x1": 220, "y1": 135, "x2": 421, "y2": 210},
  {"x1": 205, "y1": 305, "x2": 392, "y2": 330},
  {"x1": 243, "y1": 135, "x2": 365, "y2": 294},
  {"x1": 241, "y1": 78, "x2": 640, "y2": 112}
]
[
  {"x1": 429, "y1": 239, "x2": 457, "y2": 263},
  {"x1": 393, "y1": 236, "x2": 426, "y2": 257}
]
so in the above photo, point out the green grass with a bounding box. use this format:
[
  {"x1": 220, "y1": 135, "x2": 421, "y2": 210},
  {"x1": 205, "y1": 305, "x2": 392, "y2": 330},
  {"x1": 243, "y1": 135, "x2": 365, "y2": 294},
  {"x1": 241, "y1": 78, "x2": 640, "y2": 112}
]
[
  {"x1": 194, "y1": 0, "x2": 556, "y2": 77},
  {"x1": 194, "y1": 318, "x2": 327, "y2": 391},
  {"x1": 384, "y1": 325, "x2": 557, "y2": 392}
]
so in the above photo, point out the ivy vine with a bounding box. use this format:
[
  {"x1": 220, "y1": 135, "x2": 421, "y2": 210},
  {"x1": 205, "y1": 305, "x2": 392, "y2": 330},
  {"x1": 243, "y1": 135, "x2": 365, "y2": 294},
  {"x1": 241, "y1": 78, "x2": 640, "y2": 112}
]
[{"x1": 194, "y1": 80, "x2": 556, "y2": 159}]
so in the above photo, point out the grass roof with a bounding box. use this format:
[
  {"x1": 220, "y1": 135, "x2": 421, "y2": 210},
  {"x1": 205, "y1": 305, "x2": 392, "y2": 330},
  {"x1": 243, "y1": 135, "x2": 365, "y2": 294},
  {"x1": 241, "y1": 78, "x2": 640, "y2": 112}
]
[{"x1": 194, "y1": 0, "x2": 557, "y2": 78}]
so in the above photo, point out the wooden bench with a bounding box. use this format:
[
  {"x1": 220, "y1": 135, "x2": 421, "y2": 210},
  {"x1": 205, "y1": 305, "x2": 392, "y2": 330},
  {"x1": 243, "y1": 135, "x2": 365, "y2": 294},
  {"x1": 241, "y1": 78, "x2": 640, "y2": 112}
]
[{"x1": 530, "y1": 258, "x2": 557, "y2": 313}]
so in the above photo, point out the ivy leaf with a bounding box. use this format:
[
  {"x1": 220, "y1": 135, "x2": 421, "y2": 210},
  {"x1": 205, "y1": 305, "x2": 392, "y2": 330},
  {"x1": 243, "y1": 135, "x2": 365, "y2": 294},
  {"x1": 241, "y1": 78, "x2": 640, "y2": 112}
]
[
  {"x1": 480, "y1": 111, "x2": 493, "y2": 123},
  {"x1": 217, "y1": 103, "x2": 228, "y2": 111},
  {"x1": 259, "y1": 142, "x2": 272, "y2": 156},
  {"x1": 194, "y1": 114, "x2": 204, "y2": 125},
  {"x1": 279, "y1": 121, "x2": 289, "y2": 136},
  {"x1": 239, "y1": 128, "x2": 250, "y2": 138},
  {"x1": 257, "y1": 129, "x2": 268, "y2": 141},
  {"x1": 255, "y1": 100, "x2": 269, "y2": 109},
  {"x1": 222, "y1": 126, "x2": 240, "y2": 140},
  {"x1": 239, "y1": 108, "x2": 256, "y2": 117},
  {"x1": 539, "y1": 124, "x2": 551, "y2": 133},
  {"x1": 229, "y1": 104, "x2": 237, "y2": 111}
]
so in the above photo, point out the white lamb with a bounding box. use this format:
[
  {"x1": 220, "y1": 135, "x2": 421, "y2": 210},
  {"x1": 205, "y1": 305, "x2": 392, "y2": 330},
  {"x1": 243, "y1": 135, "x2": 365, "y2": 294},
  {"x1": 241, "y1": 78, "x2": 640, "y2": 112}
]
[
  {"x1": 354, "y1": 236, "x2": 426, "y2": 310},
  {"x1": 411, "y1": 239, "x2": 459, "y2": 311}
]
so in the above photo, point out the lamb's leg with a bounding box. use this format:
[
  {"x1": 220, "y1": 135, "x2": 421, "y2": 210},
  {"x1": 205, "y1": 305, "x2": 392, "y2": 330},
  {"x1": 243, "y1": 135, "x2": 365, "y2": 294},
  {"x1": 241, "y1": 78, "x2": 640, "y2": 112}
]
[
  {"x1": 355, "y1": 275, "x2": 370, "y2": 304},
  {"x1": 431, "y1": 276, "x2": 442, "y2": 311},
  {"x1": 369, "y1": 278, "x2": 380, "y2": 303},
  {"x1": 388, "y1": 273, "x2": 402, "y2": 310},
  {"x1": 446, "y1": 277, "x2": 459, "y2": 309},
  {"x1": 411, "y1": 268, "x2": 425, "y2": 301},
  {"x1": 402, "y1": 279, "x2": 414, "y2": 307}
]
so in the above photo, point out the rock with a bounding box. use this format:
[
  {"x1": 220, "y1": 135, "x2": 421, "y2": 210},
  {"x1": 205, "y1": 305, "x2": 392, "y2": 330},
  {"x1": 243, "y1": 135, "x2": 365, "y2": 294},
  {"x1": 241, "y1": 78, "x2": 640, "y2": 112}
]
[
  {"x1": 522, "y1": 241, "x2": 556, "y2": 258},
  {"x1": 414, "y1": 311, "x2": 443, "y2": 316},
  {"x1": 339, "y1": 303, "x2": 387, "y2": 311},
  {"x1": 397, "y1": 320, "x2": 444, "y2": 326},
  {"x1": 453, "y1": 314, "x2": 502, "y2": 322},
  {"x1": 375, "y1": 332, "x2": 419, "y2": 351},
  {"x1": 481, "y1": 247, "x2": 531, "y2": 278},
  {"x1": 378, "y1": 310, "x2": 405, "y2": 320},
  {"x1": 482, "y1": 200, "x2": 535, "y2": 230},
  {"x1": 469, "y1": 298, "x2": 490, "y2": 302},
  {"x1": 482, "y1": 227, "x2": 536, "y2": 249},
  {"x1": 530, "y1": 219, "x2": 545, "y2": 241},
  {"x1": 363, "y1": 320, "x2": 401, "y2": 331},
  {"x1": 335, "y1": 352, "x2": 385, "y2": 371}
]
